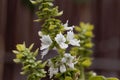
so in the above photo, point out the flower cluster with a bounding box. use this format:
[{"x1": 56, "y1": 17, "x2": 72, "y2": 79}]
[
  {"x1": 39, "y1": 21, "x2": 80, "y2": 59},
  {"x1": 48, "y1": 53, "x2": 76, "y2": 78}
]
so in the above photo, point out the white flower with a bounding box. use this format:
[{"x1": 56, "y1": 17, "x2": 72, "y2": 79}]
[
  {"x1": 48, "y1": 60, "x2": 53, "y2": 66},
  {"x1": 48, "y1": 60, "x2": 59, "y2": 78},
  {"x1": 60, "y1": 64, "x2": 66, "y2": 73},
  {"x1": 64, "y1": 53, "x2": 74, "y2": 63},
  {"x1": 40, "y1": 35, "x2": 52, "y2": 58},
  {"x1": 61, "y1": 57, "x2": 66, "y2": 63},
  {"x1": 41, "y1": 48, "x2": 49, "y2": 59},
  {"x1": 69, "y1": 39, "x2": 80, "y2": 46},
  {"x1": 49, "y1": 66, "x2": 58, "y2": 78},
  {"x1": 55, "y1": 32, "x2": 68, "y2": 49},
  {"x1": 63, "y1": 20, "x2": 74, "y2": 31},
  {"x1": 61, "y1": 53, "x2": 75, "y2": 69},
  {"x1": 67, "y1": 31, "x2": 80, "y2": 46},
  {"x1": 40, "y1": 35, "x2": 52, "y2": 50},
  {"x1": 67, "y1": 63, "x2": 74, "y2": 69}
]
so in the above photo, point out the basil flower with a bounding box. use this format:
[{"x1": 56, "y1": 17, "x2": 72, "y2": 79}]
[
  {"x1": 48, "y1": 60, "x2": 59, "y2": 78},
  {"x1": 49, "y1": 66, "x2": 58, "y2": 78},
  {"x1": 41, "y1": 48, "x2": 49, "y2": 59},
  {"x1": 63, "y1": 20, "x2": 74, "y2": 31},
  {"x1": 55, "y1": 32, "x2": 68, "y2": 49},
  {"x1": 60, "y1": 64, "x2": 66, "y2": 73},
  {"x1": 61, "y1": 53, "x2": 75, "y2": 69},
  {"x1": 40, "y1": 35, "x2": 52, "y2": 50},
  {"x1": 67, "y1": 31, "x2": 80, "y2": 46},
  {"x1": 40, "y1": 35, "x2": 52, "y2": 58}
]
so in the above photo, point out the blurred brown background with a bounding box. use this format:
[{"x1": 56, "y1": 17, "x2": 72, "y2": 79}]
[{"x1": 0, "y1": 0, "x2": 120, "y2": 80}]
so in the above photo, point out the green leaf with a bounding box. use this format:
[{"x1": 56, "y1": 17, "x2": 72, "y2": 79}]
[
  {"x1": 16, "y1": 44, "x2": 25, "y2": 51},
  {"x1": 75, "y1": 26, "x2": 81, "y2": 32},
  {"x1": 33, "y1": 19, "x2": 41, "y2": 22},
  {"x1": 56, "y1": 11, "x2": 63, "y2": 16},
  {"x1": 107, "y1": 78, "x2": 119, "y2": 80},
  {"x1": 20, "y1": 71, "x2": 27, "y2": 75},
  {"x1": 33, "y1": 48, "x2": 39, "y2": 56},
  {"x1": 49, "y1": 25, "x2": 56, "y2": 30},
  {"x1": 13, "y1": 59, "x2": 21, "y2": 63},
  {"x1": 16, "y1": 53, "x2": 23, "y2": 59},
  {"x1": 30, "y1": 0, "x2": 37, "y2": 4},
  {"x1": 84, "y1": 42, "x2": 93, "y2": 48},
  {"x1": 29, "y1": 43, "x2": 34, "y2": 51},
  {"x1": 65, "y1": 76, "x2": 73, "y2": 80},
  {"x1": 38, "y1": 61, "x2": 47, "y2": 68},
  {"x1": 22, "y1": 65, "x2": 31, "y2": 70},
  {"x1": 12, "y1": 50, "x2": 19, "y2": 54},
  {"x1": 55, "y1": 73, "x2": 62, "y2": 78},
  {"x1": 89, "y1": 76, "x2": 106, "y2": 80},
  {"x1": 85, "y1": 31, "x2": 93, "y2": 37},
  {"x1": 82, "y1": 58, "x2": 92, "y2": 67}
]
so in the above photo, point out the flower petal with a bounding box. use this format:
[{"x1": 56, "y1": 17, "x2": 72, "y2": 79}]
[
  {"x1": 67, "y1": 63, "x2": 74, "y2": 69},
  {"x1": 55, "y1": 32, "x2": 68, "y2": 49},
  {"x1": 41, "y1": 48, "x2": 49, "y2": 59},
  {"x1": 40, "y1": 35, "x2": 52, "y2": 50},
  {"x1": 67, "y1": 31, "x2": 74, "y2": 40},
  {"x1": 67, "y1": 31, "x2": 80, "y2": 46},
  {"x1": 55, "y1": 32, "x2": 66, "y2": 43},
  {"x1": 64, "y1": 53, "x2": 71, "y2": 57},
  {"x1": 60, "y1": 64, "x2": 66, "y2": 73},
  {"x1": 63, "y1": 20, "x2": 74, "y2": 31},
  {"x1": 49, "y1": 67, "x2": 54, "y2": 78},
  {"x1": 59, "y1": 43, "x2": 68, "y2": 49},
  {"x1": 69, "y1": 39, "x2": 80, "y2": 46},
  {"x1": 49, "y1": 66, "x2": 58, "y2": 78},
  {"x1": 48, "y1": 60, "x2": 53, "y2": 66},
  {"x1": 63, "y1": 53, "x2": 75, "y2": 69},
  {"x1": 61, "y1": 58, "x2": 66, "y2": 63}
]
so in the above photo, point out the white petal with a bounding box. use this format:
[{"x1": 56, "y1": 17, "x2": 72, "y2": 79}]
[
  {"x1": 40, "y1": 35, "x2": 52, "y2": 50},
  {"x1": 60, "y1": 64, "x2": 66, "y2": 73},
  {"x1": 67, "y1": 31, "x2": 80, "y2": 46},
  {"x1": 49, "y1": 66, "x2": 58, "y2": 78},
  {"x1": 53, "y1": 68, "x2": 58, "y2": 74},
  {"x1": 59, "y1": 43, "x2": 68, "y2": 49},
  {"x1": 63, "y1": 20, "x2": 74, "y2": 31},
  {"x1": 41, "y1": 48, "x2": 49, "y2": 59},
  {"x1": 61, "y1": 58, "x2": 66, "y2": 63},
  {"x1": 55, "y1": 32, "x2": 68, "y2": 49},
  {"x1": 63, "y1": 20, "x2": 68, "y2": 28},
  {"x1": 49, "y1": 67, "x2": 54, "y2": 78},
  {"x1": 49, "y1": 72, "x2": 53, "y2": 78},
  {"x1": 55, "y1": 32, "x2": 66, "y2": 43},
  {"x1": 63, "y1": 53, "x2": 75, "y2": 69},
  {"x1": 40, "y1": 43, "x2": 50, "y2": 50},
  {"x1": 53, "y1": 47, "x2": 57, "y2": 50},
  {"x1": 65, "y1": 26, "x2": 74, "y2": 31},
  {"x1": 67, "y1": 31, "x2": 74, "y2": 41},
  {"x1": 67, "y1": 63, "x2": 74, "y2": 69},
  {"x1": 68, "y1": 58, "x2": 74, "y2": 65},
  {"x1": 69, "y1": 39, "x2": 80, "y2": 46},
  {"x1": 64, "y1": 53, "x2": 71, "y2": 57},
  {"x1": 48, "y1": 60, "x2": 53, "y2": 66}
]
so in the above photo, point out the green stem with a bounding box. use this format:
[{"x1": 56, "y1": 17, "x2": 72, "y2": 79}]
[{"x1": 79, "y1": 66, "x2": 85, "y2": 80}]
